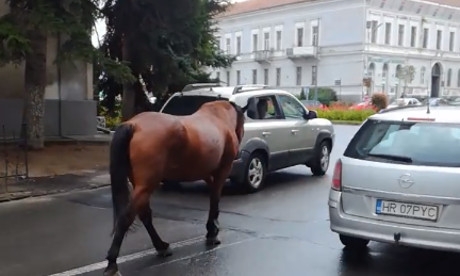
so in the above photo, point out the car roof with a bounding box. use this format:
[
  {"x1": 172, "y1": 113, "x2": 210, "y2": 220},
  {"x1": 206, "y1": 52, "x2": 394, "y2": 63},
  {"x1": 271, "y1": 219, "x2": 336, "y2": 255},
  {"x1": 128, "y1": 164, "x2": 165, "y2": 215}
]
[
  {"x1": 371, "y1": 106, "x2": 460, "y2": 124},
  {"x1": 171, "y1": 86, "x2": 296, "y2": 99}
]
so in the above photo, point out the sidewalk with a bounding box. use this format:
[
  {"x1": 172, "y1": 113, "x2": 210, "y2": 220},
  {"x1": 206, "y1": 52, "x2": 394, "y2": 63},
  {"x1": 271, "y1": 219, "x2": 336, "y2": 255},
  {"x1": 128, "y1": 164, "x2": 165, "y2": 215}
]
[{"x1": 0, "y1": 171, "x2": 110, "y2": 203}]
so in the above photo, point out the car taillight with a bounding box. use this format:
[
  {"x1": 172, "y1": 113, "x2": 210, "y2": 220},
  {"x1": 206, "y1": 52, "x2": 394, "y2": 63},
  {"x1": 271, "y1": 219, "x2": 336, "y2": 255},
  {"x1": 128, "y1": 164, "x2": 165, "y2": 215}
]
[{"x1": 332, "y1": 159, "x2": 342, "y2": 191}]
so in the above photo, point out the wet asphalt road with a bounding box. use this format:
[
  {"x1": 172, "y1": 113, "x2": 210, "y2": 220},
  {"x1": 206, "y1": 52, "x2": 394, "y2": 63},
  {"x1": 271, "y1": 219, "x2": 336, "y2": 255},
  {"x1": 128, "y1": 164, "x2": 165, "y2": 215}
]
[{"x1": 1, "y1": 125, "x2": 459, "y2": 276}]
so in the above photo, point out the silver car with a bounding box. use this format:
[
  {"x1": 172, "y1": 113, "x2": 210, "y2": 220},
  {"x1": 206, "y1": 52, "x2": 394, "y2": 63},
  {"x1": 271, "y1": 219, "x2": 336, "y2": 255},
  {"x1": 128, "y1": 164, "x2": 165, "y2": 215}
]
[
  {"x1": 160, "y1": 83, "x2": 335, "y2": 193},
  {"x1": 329, "y1": 105, "x2": 460, "y2": 252}
]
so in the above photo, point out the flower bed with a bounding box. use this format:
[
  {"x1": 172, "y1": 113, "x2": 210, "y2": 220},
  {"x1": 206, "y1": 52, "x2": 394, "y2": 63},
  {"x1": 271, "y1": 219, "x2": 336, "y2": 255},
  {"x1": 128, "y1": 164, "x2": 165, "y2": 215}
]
[{"x1": 310, "y1": 102, "x2": 376, "y2": 124}]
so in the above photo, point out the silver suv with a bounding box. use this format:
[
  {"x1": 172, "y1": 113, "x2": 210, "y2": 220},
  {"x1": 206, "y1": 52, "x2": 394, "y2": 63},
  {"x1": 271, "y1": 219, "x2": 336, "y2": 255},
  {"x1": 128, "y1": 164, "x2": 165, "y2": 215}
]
[
  {"x1": 160, "y1": 83, "x2": 335, "y2": 193},
  {"x1": 329, "y1": 105, "x2": 460, "y2": 252}
]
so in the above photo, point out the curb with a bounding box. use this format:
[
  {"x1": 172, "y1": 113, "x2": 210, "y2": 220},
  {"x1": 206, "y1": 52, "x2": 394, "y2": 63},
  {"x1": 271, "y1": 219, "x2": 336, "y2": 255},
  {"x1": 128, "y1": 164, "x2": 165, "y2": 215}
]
[
  {"x1": 331, "y1": 121, "x2": 363, "y2": 125},
  {"x1": 0, "y1": 183, "x2": 110, "y2": 203},
  {"x1": 0, "y1": 173, "x2": 111, "y2": 203}
]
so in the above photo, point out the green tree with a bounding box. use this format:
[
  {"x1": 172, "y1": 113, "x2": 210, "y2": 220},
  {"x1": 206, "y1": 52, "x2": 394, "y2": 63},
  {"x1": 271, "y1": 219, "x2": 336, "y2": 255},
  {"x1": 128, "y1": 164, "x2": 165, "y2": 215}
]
[
  {"x1": 308, "y1": 87, "x2": 338, "y2": 106},
  {"x1": 0, "y1": 0, "x2": 102, "y2": 149},
  {"x1": 96, "y1": 0, "x2": 235, "y2": 120}
]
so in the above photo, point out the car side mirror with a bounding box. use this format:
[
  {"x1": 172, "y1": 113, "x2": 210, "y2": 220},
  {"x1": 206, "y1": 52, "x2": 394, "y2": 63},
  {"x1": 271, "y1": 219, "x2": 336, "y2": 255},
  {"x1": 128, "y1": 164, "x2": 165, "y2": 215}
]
[{"x1": 304, "y1": 110, "x2": 317, "y2": 120}]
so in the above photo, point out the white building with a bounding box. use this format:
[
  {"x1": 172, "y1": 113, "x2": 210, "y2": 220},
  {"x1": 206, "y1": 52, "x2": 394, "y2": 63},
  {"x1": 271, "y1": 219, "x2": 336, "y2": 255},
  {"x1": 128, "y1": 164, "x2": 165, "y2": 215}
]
[{"x1": 210, "y1": 0, "x2": 460, "y2": 102}]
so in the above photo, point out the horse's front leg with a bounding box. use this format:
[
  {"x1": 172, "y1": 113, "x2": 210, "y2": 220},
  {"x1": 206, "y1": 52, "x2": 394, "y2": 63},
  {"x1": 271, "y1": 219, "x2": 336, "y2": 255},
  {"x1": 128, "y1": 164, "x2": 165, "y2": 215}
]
[{"x1": 204, "y1": 175, "x2": 225, "y2": 246}]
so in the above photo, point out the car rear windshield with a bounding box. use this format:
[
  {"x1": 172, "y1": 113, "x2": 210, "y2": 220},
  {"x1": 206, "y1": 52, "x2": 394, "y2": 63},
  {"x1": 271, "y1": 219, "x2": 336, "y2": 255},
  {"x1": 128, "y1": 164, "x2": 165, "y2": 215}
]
[
  {"x1": 161, "y1": 95, "x2": 226, "y2": 116},
  {"x1": 344, "y1": 119, "x2": 460, "y2": 167}
]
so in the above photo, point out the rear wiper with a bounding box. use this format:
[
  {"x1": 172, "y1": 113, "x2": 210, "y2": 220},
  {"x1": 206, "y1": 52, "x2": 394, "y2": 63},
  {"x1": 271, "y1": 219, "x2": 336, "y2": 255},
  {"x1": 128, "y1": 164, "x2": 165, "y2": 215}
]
[{"x1": 367, "y1": 153, "x2": 413, "y2": 163}]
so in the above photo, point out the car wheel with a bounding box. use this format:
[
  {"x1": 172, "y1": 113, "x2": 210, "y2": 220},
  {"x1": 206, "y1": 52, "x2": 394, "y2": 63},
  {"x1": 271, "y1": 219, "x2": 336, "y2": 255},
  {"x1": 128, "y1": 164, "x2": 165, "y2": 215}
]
[
  {"x1": 310, "y1": 141, "x2": 331, "y2": 176},
  {"x1": 339, "y1": 234, "x2": 369, "y2": 250},
  {"x1": 240, "y1": 152, "x2": 267, "y2": 193}
]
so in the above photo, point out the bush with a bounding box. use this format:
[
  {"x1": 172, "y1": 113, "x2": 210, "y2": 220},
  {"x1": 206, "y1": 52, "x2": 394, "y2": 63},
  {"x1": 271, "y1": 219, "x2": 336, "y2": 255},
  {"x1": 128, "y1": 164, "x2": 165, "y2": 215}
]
[
  {"x1": 308, "y1": 87, "x2": 338, "y2": 106},
  {"x1": 316, "y1": 109, "x2": 375, "y2": 122},
  {"x1": 371, "y1": 93, "x2": 388, "y2": 111}
]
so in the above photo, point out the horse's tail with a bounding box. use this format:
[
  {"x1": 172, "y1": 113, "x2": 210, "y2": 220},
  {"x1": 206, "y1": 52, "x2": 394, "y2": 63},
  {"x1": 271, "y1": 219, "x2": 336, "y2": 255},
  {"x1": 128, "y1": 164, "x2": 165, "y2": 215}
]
[{"x1": 109, "y1": 123, "x2": 134, "y2": 235}]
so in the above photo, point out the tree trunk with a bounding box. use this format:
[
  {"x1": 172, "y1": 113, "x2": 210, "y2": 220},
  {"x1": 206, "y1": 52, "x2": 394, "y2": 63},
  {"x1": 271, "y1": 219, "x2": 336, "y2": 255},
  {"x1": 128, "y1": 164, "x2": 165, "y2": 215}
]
[
  {"x1": 121, "y1": 37, "x2": 136, "y2": 121},
  {"x1": 23, "y1": 31, "x2": 48, "y2": 150}
]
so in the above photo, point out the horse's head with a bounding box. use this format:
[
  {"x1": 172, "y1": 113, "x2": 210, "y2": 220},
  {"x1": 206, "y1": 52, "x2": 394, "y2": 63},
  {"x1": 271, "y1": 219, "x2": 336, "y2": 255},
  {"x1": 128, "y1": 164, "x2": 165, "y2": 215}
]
[{"x1": 229, "y1": 101, "x2": 248, "y2": 144}]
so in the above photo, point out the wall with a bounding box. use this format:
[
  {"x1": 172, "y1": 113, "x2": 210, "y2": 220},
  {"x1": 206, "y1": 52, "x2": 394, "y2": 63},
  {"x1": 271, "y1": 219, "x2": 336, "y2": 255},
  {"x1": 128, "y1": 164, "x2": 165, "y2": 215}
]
[
  {"x1": 0, "y1": 3, "x2": 96, "y2": 137},
  {"x1": 210, "y1": 0, "x2": 366, "y2": 100}
]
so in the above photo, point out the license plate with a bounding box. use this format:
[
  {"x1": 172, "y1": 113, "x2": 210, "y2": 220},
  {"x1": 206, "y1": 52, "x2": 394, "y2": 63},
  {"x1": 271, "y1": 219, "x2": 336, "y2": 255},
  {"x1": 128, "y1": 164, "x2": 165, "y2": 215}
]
[{"x1": 375, "y1": 199, "x2": 438, "y2": 221}]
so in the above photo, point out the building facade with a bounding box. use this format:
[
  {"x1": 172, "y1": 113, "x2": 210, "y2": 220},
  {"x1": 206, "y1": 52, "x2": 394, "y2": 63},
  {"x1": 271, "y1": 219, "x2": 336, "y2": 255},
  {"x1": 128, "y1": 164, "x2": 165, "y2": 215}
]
[
  {"x1": 210, "y1": 0, "x2": 460, "y2": 102},
  {"x1": 0, "y1": 2, "x2": 97, "y2": 138}
]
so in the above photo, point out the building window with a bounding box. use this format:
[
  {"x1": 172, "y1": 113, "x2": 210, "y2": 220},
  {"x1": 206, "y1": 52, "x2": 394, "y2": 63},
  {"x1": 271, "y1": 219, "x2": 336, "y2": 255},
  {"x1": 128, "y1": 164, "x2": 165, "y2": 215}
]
[
  {"x1": 276, "y1": 68, "x2": 281, "y2": 86},
  {"x1": 312, "y1": 26, "x2": 319, "y2": 46},
  {"x1": 398, "y1": 24, "x2": 404, "y2": 46},
  {"x1": 436, "y1": 30, "x2": 442, "y2": 50},
  {"x1": 236, "y1": 70, "x2": 241, "y2": 85},
  {"x1": 370, "y1": 20, "x2": 378, "y2": 43},
  {"x1": 449, "y1": 32, "x2": 455, "y2": 52},
  {"x1": 252, "y1": 34, "x2": 258, "y2": 52},
  {"x1": 276, "y1": 30, "x2": 282, "y2": 50},
  {"x1": 420, "y1": 67, "x2": 425, "y2": 85},
  {"x1": 296, "y1": 67, "x2": 302, "y2": 86},
  {"x1": 236, "y1": 36, "x2": 241, "y2": 55},
  {"x1": 296, "y1": 27, "x2": 304, "y2": 47},
  {"x1": 216, "y1": 36, "x2": 221, "y2": 49},
  {"x1": 264, "y1": 32, "x2": 270, "y2": 50},
  {"x1": 457, "y1": 69, "x2": 460, "y2": 87},
  {"x1": 410, "y1": 26, "x2": 417, "y2": 47},
  {"x1": 423, "y1": 28, "x2": 429, "y2": 48},
  {"x1": 385, "y1": 23, "x2": 391, "y2": 45},
  {"x1": 447, "y1": 68, "x2": 452, "y2": 86},
  {"x1": 216, "y1": 72, "x2": 220, "y2": 81},
  {"x1": 226, "y1": 38, "x2": 231, "y2": 54},
  {"x1": 252, "y1": 69, "x2": 257, "y2": 84},
  {"x1": 264, "y1": 69, "x2": 269, "y2": 85},
  {"x1": 312, "y1": 65, "x2": 317, "y2": 85},
  {"x1": 226, "y1": 71, "x2": 230, "y2": 86}
]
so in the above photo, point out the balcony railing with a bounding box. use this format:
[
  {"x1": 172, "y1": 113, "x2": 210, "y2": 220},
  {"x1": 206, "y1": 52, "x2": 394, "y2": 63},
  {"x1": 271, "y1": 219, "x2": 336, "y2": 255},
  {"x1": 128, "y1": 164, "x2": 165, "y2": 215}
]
[
  {"x1": 254, "y1": 50, "x2": 274, "y2": 63},
  {"x1": 286, "y1": 46, "x2": 317, "y2": 59}
]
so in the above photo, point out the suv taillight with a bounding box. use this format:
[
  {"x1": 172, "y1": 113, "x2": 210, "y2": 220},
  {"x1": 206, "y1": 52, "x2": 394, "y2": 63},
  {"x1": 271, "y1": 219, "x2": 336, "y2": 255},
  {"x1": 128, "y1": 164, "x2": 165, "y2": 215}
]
[{"x1": 332, "y1": 159, "x2": 342, "y2": 191}]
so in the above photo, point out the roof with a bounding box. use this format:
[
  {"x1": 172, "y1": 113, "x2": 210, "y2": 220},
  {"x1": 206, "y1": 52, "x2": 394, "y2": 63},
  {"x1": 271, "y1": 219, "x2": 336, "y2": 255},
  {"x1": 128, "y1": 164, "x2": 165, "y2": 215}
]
[
  {"x1": 219, "y1": 0, "x2": 460, "y2": 17},
  {"x1": 370, "y1": 106, "x2": 460, "y2": 124},
  {"x1": 221, "y1": 0, "x2": 312, "y2": 17}
]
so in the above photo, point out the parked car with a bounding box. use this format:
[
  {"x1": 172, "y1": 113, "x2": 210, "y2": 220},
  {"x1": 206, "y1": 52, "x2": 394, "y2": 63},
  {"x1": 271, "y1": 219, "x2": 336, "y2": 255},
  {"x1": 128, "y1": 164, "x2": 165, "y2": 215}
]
[
  {"x1": 160, "y1": 83, "x2": 335, "y2": 193},
  {"x1": 349, "y1": 100, "x2": 373, "y2": 110},
  {"x1": 329, "y1": 104, "x2": 460, "y2": 252},
  {"x1": 300, "y1": 100, "x2": 326, "y2": 110},
  {"x1": 386, "y1": 97, "x2": 422, "y2": 109}
]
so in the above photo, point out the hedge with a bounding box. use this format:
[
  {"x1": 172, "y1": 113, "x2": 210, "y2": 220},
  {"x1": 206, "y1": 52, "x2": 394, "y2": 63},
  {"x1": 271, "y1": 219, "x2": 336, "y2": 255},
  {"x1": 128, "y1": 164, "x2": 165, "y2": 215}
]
[{"x1": 316, "y1": 109, "x2": 375, "y2": 122}]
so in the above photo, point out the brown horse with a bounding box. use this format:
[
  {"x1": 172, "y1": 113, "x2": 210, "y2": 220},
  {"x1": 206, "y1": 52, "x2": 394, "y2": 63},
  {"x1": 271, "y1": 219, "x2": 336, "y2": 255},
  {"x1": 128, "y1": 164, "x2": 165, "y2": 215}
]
[{"x1": 103, "y1": 100, "x2": 247, "y2": 276}]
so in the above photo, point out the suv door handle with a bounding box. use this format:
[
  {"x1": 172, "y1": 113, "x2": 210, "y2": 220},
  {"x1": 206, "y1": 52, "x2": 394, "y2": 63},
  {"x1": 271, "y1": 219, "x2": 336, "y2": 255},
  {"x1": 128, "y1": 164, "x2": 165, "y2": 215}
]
[
  {"x1": 262, "y1": 131, "x2": 271, "y2": 136},
  {"x1": 291, "y1": 129, "x2": 299, "y2": 134}
]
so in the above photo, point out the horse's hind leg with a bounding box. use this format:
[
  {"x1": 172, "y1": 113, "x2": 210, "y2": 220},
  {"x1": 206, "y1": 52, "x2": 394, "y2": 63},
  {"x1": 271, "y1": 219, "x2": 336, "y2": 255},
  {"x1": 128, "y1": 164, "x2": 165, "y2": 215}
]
[
  {"x1": 104, "y1": 187, "x2": 151, "y2": 276},
  {"x1": 138, "y1": 202, "x2": 172, "y2": 257},
  {"x1": 204, "y1": 171, "x2": 228, "y2": 246}
]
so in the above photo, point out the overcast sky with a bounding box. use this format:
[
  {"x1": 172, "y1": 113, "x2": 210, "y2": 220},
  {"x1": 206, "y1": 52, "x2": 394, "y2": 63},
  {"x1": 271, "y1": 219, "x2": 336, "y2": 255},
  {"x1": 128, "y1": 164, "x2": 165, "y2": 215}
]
[{"x1": 91, "y1": 0, "x2": 248, "y2": 47}]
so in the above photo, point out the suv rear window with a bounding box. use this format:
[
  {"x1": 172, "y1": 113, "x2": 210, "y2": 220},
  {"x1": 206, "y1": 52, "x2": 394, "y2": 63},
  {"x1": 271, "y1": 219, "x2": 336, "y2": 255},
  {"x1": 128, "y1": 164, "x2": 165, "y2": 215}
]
[
  {"x1": 161, "y1": 95, "x2": 225, "y2": 116},
  {"x1": 344, "y1": 119, "x2": 460, "y2": 167}
]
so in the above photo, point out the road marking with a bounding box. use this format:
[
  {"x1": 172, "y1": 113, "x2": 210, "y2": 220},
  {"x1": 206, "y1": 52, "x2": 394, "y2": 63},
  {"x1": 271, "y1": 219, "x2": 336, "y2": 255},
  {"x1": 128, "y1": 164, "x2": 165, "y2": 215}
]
[{"x1": 48, "y1": 236, "x2": 205, "y2": 276}]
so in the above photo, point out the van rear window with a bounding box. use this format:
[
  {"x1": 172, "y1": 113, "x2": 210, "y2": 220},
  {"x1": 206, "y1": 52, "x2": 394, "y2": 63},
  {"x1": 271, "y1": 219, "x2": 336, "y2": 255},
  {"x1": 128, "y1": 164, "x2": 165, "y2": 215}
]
[
  {"x1": 161, "y1": 95, "x2": 225, "y2": 116},
  {"x1": 344, "y1": 119, "x2": 460, "y2": 167}
]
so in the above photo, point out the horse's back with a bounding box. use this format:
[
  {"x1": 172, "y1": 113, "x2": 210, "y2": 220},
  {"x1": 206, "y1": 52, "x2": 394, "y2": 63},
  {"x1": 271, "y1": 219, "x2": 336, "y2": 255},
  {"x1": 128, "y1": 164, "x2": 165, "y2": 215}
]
[{"x1": 126, "y1": 111, "x2": 236, "y2": 181}]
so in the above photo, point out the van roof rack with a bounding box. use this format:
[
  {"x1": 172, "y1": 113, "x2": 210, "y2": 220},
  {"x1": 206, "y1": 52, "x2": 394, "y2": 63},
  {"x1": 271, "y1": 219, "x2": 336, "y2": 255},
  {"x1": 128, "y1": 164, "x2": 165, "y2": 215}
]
[
  {"x1": 232, "y1": 84, "x2": 270, "y2": 95},
  {"x1": 182, "y1": 83, "x2": 221, "y2": 92}
]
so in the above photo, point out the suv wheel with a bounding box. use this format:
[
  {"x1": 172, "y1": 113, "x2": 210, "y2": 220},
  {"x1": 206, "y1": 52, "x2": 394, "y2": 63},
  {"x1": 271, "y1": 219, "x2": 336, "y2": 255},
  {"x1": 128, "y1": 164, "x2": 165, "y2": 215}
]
[
  {"x1": 310, "y1": 141, "x2": 330, "y2": 176},
  {"x1": 339, "y1": 234, "x2": 369, "y2": 250},
  {"x1": 240, "y1": 152, "x2": 267, "y2": 193}
]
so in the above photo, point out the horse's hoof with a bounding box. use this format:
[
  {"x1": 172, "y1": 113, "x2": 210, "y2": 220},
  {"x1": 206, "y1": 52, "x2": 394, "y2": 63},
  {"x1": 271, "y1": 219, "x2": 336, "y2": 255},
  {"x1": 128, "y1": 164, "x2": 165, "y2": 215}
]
[
  {"x1": 157, "y1": 246, "x2": 172, "y2": 257},
  {"x1": 205, "y1": 237, "x2": 221, "y2": 246},
  {"x1": 103, "y1": 264, "x2": 120, "y2": 276}
]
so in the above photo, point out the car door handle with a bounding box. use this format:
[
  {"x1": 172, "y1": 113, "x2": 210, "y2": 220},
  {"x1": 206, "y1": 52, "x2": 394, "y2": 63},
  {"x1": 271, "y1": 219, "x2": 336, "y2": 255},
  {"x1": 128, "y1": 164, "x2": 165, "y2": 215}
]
[
  {"x1": 291, "y1": 129, "x2": 299, "y2": 134},
  {"x1": 262, "y1": 131, "x2": 271, "y2": 136}
]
